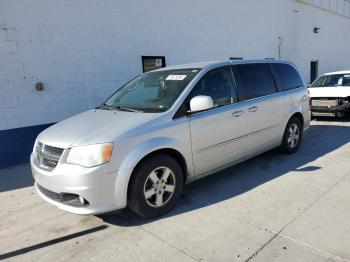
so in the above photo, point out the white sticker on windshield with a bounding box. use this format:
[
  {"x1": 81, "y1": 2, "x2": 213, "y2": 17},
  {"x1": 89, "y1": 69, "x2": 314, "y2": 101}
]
[{"x1": 166, "y1": 75, "x2": 187, "y2": 81}]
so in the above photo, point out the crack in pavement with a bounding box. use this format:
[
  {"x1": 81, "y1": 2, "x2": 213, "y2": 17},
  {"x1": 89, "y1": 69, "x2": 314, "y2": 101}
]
[
  {"x1": 140, "y1": 225, "x2": 201, "y2": 262},
  {"x1": 280, "y1": 235, "x2": 350, "y2": 262},
  {"x1": 244, "y1": 171, "x2": 350, "y2": 262}
]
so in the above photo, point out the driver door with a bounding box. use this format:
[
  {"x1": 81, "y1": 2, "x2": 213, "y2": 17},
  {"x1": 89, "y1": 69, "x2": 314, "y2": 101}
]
[{"x1": 188, "y1": 66, "x2": 247, "y2": 176}]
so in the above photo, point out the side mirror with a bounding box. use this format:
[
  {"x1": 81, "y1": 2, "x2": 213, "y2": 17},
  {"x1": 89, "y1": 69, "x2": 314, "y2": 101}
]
[{"x1": 190, "y1": 95, "x2": 214, "y2": 113}]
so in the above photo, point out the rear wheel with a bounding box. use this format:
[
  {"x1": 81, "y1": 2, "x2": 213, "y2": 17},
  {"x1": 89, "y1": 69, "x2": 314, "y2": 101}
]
[
  {"x1": 128, "y1": 154, "x2": 184, "y2": 218},
  {"x1": 280, "y1": 117, "x2": 303, "y2": 154}
]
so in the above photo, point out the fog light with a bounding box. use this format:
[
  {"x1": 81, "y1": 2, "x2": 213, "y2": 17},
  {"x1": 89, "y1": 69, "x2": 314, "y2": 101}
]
[{"x1": 79, "y1": 196, "x2": 85, "y2": 205}]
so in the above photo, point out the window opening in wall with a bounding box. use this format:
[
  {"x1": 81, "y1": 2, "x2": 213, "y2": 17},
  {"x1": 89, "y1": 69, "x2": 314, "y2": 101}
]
[
  {"x1": 142, "y1": 56, "x2": 166, "y2": 73},
  {"x1": 310, "y1": 60, "x2": 319, "y2": 83}
]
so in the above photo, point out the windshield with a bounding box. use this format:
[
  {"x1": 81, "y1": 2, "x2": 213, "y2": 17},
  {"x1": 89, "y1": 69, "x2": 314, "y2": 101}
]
[
  {"x1": 102, "y1": 68, "x2": 200, "y2": 113},
  {"x1": 311, "y1": 74, "x2": 350, "y2": 88}
]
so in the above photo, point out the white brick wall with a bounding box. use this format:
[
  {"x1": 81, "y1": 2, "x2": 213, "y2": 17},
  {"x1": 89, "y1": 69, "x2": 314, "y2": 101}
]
[{"x1": 0, "y1": 0, "x2": 350, "y2": 131}]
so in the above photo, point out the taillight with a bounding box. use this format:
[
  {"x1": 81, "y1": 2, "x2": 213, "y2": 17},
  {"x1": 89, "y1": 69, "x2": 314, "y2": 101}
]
[{"x1": 307, "y1": 89, "x2": 311, "y2": 106}]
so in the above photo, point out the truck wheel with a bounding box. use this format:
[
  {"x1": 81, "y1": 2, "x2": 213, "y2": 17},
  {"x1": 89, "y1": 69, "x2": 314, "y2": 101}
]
[
  {"x1": 128, "y1": 154, "x2": 184, "y2": 218},
  {"x1": 280, "y1": 117, "x2": 303, "y2": 154},
  {"x1": 336, "y1": 111, "x2": 344, "y2": 118}
]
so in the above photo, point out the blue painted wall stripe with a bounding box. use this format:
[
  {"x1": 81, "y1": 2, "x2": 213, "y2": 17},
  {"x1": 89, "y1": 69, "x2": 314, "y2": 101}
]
[{"x1": 0, "y1": 123, "x2": 54, "y2": 168}]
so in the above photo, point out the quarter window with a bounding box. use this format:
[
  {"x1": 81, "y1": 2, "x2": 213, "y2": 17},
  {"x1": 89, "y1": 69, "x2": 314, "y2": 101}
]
[
  {"x1": 272, "y1": 63, "x2": 303, "y2": 91},
  {"x1": 236, "y1": 64, "x2": 277, "y2": 100},
  {"x1": 189, "y1": 66, "x2": 237, "y2": 108}
]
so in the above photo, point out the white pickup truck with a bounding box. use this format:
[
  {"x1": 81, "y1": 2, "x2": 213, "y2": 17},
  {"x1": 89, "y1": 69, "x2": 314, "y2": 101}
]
[{"x1": 309, "y1": 71, "x2": 350, "y2": 117}]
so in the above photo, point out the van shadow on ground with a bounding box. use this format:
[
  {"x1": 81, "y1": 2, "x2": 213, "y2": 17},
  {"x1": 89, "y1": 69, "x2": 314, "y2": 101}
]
[{"x1": 99, "y1": 121, "x2": 350, "y2": 226}]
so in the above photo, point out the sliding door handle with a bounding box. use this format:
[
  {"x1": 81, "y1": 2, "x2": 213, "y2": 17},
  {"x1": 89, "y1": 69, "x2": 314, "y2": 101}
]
[
  {"x1": 232, "y1": 110, "x2": 244, "y2": 117},
  {"x1": 248, "y1": 106, "x2": 259, "y2": 112}
]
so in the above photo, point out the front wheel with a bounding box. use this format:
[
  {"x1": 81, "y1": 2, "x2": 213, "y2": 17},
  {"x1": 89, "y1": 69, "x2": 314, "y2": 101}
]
[
  {"x1": 335, "y1": 111, "x2": 345, "y2": 118},
  {"x1": 128, "y1": 154, "x2": 184, "y2": 218},
  {"x1": 280, "y1": 117, "x2": 303, "y2": 154}
]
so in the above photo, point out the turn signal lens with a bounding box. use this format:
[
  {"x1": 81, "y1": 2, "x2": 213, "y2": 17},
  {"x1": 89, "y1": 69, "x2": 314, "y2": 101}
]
[{"x1": 102, "y1": 143, "x2": 114, "y2": 162}]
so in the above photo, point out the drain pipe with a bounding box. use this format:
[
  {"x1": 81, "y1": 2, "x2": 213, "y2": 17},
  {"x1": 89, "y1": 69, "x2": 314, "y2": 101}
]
[{"x1": 278, "y1": 37, "x2": 284, "y2": 59}]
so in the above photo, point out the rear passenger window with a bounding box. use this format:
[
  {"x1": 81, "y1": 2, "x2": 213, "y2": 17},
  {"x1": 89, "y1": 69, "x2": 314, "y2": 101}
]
[
  {"x1": 236, "y1": 64, "x2": 277, "y2": 100},
  {"x1": 272, "y1": 63, "x2": 303, "y2": 91}
]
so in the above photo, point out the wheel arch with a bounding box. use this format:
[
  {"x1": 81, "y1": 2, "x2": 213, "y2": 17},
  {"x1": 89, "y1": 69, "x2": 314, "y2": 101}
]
[
  {"x1": 125, "y1": 148, "x2": 188, "y2": 205},
  {"x1": 113, "y1": 138, "x2": 191, "y2": 209},
  {"x1": 290, "y1": 112, "x2": 304, "y2": 128},
  {"x1": 284, "y1": 103, "x2": 305, "y2": 130},
  {"x1": 130, "y1": 148, "x2": 188, "y2": 184},
  {"x1": 279, "y1": 108, "x2": 305, "y2": 145}
]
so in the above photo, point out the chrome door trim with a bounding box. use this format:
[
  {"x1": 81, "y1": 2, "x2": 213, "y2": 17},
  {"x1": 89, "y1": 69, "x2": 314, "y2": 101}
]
[{"x1": 197, "y1": 124, "x2": 280, "y2": 153}]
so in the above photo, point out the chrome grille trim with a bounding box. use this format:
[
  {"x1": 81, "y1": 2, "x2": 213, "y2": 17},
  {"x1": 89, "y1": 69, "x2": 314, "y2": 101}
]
[
  {"x1": 36, "y1": 143, "x2": 64, "y2": 171},
  {"x1": 42, "y1": 144, "x2": 64, "y2": 156},
  {"x1": 311, "y1": 99, "x2": 338, "y2": 107}
]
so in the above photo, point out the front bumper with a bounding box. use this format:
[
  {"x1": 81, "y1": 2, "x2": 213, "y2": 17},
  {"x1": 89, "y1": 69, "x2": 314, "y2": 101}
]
[
  {"x1": 310, "y1": 104, "x2": 347, "y2": 112},
  {"x1": 31, "y1": 153, "x2": 126, "y2": 215}
]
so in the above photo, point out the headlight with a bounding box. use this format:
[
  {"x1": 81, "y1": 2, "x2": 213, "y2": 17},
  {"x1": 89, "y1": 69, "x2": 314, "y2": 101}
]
[
  {"x1": 33, "y1": 139, "x2": 41, "y2": 156},
  {"x1": 66, "y1": 143, "x2": 114, "y2": 167},
  {"x1": 33, "y1": 139, "x2": 38, "y2": 153}
]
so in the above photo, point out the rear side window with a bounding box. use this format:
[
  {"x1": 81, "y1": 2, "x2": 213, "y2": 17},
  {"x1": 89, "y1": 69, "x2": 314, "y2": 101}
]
[
  {"x1": 272, "y1": 63, "x2": 303, "y2": 91},
  {"x1": 236, "y1": 63, "x2": 277, "y2": 100}
]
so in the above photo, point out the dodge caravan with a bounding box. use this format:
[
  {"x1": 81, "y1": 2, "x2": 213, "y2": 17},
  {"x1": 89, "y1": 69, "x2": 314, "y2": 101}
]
[{"x1": 31, "y1": 60, "x2": 310, "y2": 218}]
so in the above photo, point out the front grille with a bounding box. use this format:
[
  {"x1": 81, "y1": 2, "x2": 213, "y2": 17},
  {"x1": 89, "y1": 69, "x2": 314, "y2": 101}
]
[
  {"x1": 41, "y1": 157, "x2": 58, "y2": 168},
  {"x1": 43, "y1": 144, "x2": 64, "y2": 156},
  {"x1": 37, "y1": 184, "x2": 89, "y2": 207},
  {"x1": 36, "y1": 143, "x2": 64, "y2": 171},
  {"x1": 311, "y1": 99, "x2": 338, "y2": 107}
]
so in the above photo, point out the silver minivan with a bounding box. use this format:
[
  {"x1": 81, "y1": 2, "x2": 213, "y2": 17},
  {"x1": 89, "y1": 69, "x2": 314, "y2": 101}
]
[{"x1": 31, "y1": 60, "x2": 310, "y2": 218}]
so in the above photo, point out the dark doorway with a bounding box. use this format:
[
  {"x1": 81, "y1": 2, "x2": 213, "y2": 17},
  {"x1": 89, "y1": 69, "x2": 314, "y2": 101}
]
[
  {"x1": 310, "y1": 60, "x2": 319, "y2": 83},
  {"x1": 230, "y1": 57, "x2": 243, "y2": 60},
  {"x1": 142, "y1": 56, "x2": 166, "y2": 73}
]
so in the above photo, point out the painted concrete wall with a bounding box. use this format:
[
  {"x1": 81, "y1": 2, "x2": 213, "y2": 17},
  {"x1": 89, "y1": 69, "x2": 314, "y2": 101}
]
[{"x1": 0, "y1": 0, "x2": 350, "y2": 131}]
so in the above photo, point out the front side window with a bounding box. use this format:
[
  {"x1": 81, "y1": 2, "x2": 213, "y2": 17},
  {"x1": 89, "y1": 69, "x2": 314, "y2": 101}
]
[
  {"x1": 189, "y1": 66, "x2": 237, "y2": 108},
  {"x1": 311, "y1": 74, "x2": 350, "y2": 87},
  {"x1": 272, "y1": 63, "x2": 304, "y2": 91},
  {"x1": 236, "y1": 63, "x2": 277, "y2": 100},
  {"x1": 103, "y1": 69, "x2": 200, "y2": 113}
]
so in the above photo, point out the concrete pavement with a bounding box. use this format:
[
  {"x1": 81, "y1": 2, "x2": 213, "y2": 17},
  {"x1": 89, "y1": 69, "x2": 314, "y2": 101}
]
[{"x1": 0, "y1": 118, "x2": 350, "y2": 261}]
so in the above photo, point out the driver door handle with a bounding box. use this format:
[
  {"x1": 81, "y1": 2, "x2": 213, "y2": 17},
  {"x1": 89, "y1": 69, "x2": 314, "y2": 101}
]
[{"x1": 248, "y1": 106, "x2": 259, "y2": 112}]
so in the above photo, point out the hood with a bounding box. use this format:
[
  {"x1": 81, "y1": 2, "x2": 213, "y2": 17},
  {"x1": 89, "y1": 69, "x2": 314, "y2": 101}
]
[
  {"x1": 38, "y1": 109, "x2": 157, "y2": 148},
  {"x1": 309, "y1": 86, "x2": 350, "y2": 98}
]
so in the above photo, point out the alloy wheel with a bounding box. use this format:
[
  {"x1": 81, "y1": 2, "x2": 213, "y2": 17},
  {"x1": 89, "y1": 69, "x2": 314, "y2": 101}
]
[
  {"x1": 143, "y1": 167, "x2": 176, "y2": 208},
  {"x1": 287, "y1": 123, "x2": 300, "y2": 148}
]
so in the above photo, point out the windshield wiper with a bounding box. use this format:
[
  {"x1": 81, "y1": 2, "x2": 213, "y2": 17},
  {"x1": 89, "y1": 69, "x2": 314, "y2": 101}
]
[
  {"x1": 98, "y1": 103, "x2": 143, "y2": 113},
  {"x1": 98, "y1": 103, "x2": 114, "y2": 110},
  {"x1": 114, "y1": 106, "x2": 143, "y2": 113}
]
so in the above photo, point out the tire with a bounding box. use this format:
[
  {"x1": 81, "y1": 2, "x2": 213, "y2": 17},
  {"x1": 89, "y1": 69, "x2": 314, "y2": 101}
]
[
  {"x1": 335, "y1": 111, "x2": 344, "y2": 118},
  {"x1": 128, "y1": 154, "x2": 184, "y2": 218},
  {"x1": 280, "y1": 117, "x2": 303, "y2": 154}
]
